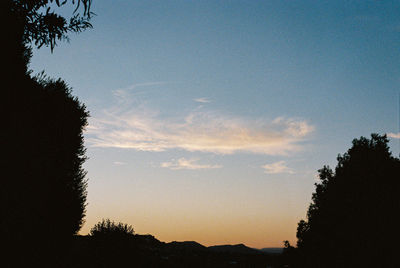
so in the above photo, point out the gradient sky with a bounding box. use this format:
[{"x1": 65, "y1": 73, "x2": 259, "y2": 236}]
[{"x1": 30, "y1": 0, "x2": 400, "y2": 248}]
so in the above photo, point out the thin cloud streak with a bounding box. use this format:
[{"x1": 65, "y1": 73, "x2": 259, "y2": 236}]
[
  {"x1": 161, "y1": 158, "x2": 222, "y2": 170},
  {"x1": 118, "y1": 81, "x2": 169, "y2": 91},
  {"x1": 112, "y1": 82, "x2": 169, "y2": 104},
  {"x1": 262, "y1": 161, "x2": 294, "y2": 174},
  {"x1": 113, "y1": 161, "x2": 127, "y2": 165},
  {"x1": 387, "y1": 132, "x2": 400, "y2": 139},
  {"x1": 194, "y1": 97, "x2": 211, "y2": 103}
]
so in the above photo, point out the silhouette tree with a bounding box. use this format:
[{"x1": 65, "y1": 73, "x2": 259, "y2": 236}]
[
  {"x1": 282, "y1": 240, "x2": 296, "y2": 267},
  {"x1": 3, "y1": 74, "x2": 89, "y2": 266},
  {"x1": 2, "y1": 1, "x2": 93, "y2": 266},
  {"x1": 295, "y1": 134, "x2": 399, "y2": 267}
]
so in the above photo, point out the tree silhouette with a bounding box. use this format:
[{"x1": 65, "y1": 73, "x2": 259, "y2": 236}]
[
  {"x1": 2, "y1": 1, "x2": 92, "y2": 266},
  {"x1": 295, "y1": 134, "x2": 399, "y2": 267},
  {"x1": 3, "y1": 74, "x2": 89, "y2": 266}
]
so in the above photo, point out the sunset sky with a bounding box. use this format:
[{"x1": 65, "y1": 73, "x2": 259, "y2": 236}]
[{"x1": 30, "y1": 0, "x2": 400, "y2": 248}]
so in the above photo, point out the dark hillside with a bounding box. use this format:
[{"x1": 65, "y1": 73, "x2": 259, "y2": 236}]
[
  {"x1": 260, "y1": 248, "x2": 284, "y2": 254},
  {"x1": 68, "y1": 235, "x2": 283, "y2": 267},
  {"x1": 208, "y1": 244, "x2": 263, "y2": 255}
]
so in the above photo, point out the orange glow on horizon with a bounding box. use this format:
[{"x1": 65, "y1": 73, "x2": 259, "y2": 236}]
[{"x1": 80, "y1": 210, "x2": 299, "y2": 248}]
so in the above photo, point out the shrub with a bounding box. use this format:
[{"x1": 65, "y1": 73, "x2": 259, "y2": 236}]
[{"x1": 90, "y1": 219, "x2": 135, "y2": 239}]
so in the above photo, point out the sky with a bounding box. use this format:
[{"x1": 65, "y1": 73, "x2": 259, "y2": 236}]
[{"x1": 30, "y1": 0, "x2": 400, "y2": 248}]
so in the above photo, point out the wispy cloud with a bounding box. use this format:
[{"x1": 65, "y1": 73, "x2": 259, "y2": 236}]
[
  {"x1": 87, "y1": 112, "x2": 314, "y2": 155},
  {"x1": 387, "y1": 132, "x2": 400, "y2": 139},
  {"x1": 112, "y1": 82, "x2": 168, "y2": 104},
  {"x1": 113, "y1": 161, "x2": 127, "y2": 166},
  {"x1": 86, "y1": 90, "x2": 314, "y2": 155},
  {"x1": 161, "y1": 158, "x2": 222, "y2": 170},
  {"x1": 194, "y1": 97, "x2": 211, "y2": 103},
  {"x1": 117, "y1": 82, "x2": 169, "y2": 91},
  {"x1": 261, "y1": 161, "x2": 294, "y2": 174}
]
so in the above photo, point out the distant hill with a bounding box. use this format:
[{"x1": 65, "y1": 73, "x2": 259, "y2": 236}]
[
  {"x1": 260, "y1": 248, "x2": 283, "y2": 254},
  {"x1": 134, "y1": 234, "x2": 165, "y2": 250},
  {"x1": 70, "y1": 235, "x2": 284, "y2": 267},
  {"x1": 167, "y1": 241, "x2": 207, "y2": 251},
  {"x1": 208, "y1": 244, "x2": 263, "y2": 255}
]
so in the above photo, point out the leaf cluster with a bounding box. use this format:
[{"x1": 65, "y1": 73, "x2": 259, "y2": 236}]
[{"x1": 11, "y1": 0, "x2": 93, "y2": 51}]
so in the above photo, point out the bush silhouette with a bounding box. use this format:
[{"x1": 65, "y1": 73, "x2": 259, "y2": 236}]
[
  {"x1": 90, "y1": 219, "x2": 135, "y2": 239},
  {"x1": 88, "y1": 219, "x2": 137, "y2": 266},
  {"x1": 294, "y1": 134, "x2": 399, "y2": 267}
]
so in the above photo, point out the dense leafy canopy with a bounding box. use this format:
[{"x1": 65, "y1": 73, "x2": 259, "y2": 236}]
[
  {"x1": 2, "y1": 1, "x2": 91, "y2": 266},
  {"x1": 295, "y1": 134, "x2": 399, "y2": 267}
]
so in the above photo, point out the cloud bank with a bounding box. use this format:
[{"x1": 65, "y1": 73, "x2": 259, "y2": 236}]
[{"x1": 86, "y1": 90, "x2": 314, "y2": 156}]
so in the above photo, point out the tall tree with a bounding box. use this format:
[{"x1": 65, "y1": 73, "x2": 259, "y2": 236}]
[
  {"x1": 295, "y1": 134, "x2": 399, "y2": 267},
  {"x1": 2, "y1": 0, "x2": 93, "y2": 265}
]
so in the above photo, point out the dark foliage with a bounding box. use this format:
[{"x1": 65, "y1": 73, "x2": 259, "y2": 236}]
[
  {"x1": 9, "y1": 0, "x2": 93, "y2": 51},
  {"x1": 282, "y1": 240, "x2": 296, "y2": 267},
  {"x1": 86, "y1": 220, "x2": 136, "y2": 267},
  {"x1": 2, "y1": 0, "x2": 90, "y2": 266},
  {"x1": 67, "y1": 220, "x2": 284, "y2": 267},
  {"x1": 2, "y1": 73, "x2": 89, "y2": 266},
  {"x1": 90, "y1": 219, "x2": 135, "y2": 238},
  {"x1": 68, "y1": 234, "x2": 284, "y2": 268},
  {"x1": 293, "y1": 134, "x2": 399, "y2": 267},
  {"x1": 208, "y1": 244, "x2": 263, "y2": 255}
]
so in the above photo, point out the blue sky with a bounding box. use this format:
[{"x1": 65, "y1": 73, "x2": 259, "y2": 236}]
[{"x1": 30, "y1": 0, "x2": 400, "y2": 248}]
